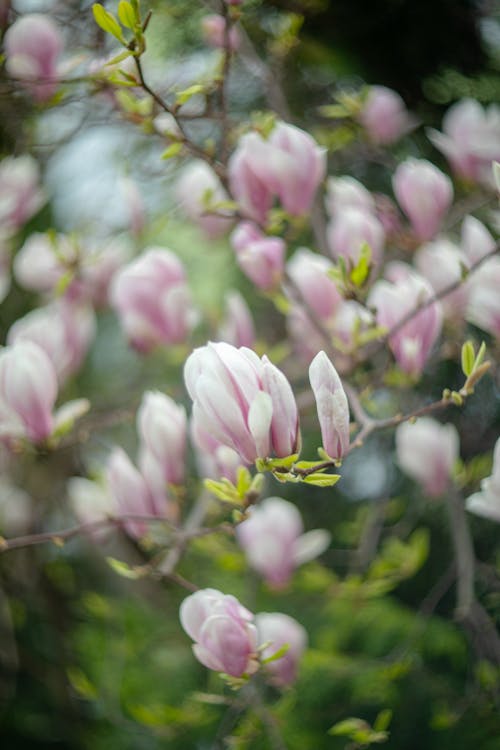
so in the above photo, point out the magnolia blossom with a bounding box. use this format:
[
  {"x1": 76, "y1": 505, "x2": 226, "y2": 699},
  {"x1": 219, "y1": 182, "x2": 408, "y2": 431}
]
[
  {"x1": 327, "y1": 207, "x2": 385, "y2": 267},
  {"x1": 325, "y1": 175, "x2": 375, "y2": 218},
  {"x1": 256, "y1": 613, "x2": 307, "y2": 686},
  {"x1": 137, "y1": 391, "x2": 187, "y2": 487},
  {"x1": 229, "y1": 123, "x2": 326, "y2": 222},
  {"x1": 184, "y1": 342, "x2": 299, "y2": 464},
  {"x1": 201, "y1": 14, "x2": 240, "y2": 50},
  {"x1": 393, "y1": 158, "x2": 453, "y2": 241},
  {"x1": 427, "y1": 99, "x2": 500, "y2": 185},
  {"x1": 415, "y1": 239, "x2": 469, "y2": 320},
  {"x1": 218, "y1": 291, "x2": 256, "y2": 349},
  {"x1": 359, "y1": 85, "x2": 415, "y2": 145},
  {"x1": 287, "y1": 248, "x2": 341, "y2": 323},
  {"x1": 237, "y1": 497, "x2": 330, "y2": 587},
  {"x1": 0, "y1": 155, "x2": 45, "y2": 235},
  {"x1": 176, "y1": 160, "x2": 233, "y2": 238},
  {"x1": 466, "y1": 438, "x2": 500, "y2": 522},
  {"x1": 461, "y1": 215, "x2": 496, "y2": 265},
  {"x1": 230, "y1": 221, "x2": 285, "y2": 291},
  {"x1": 395, "y1": 418, "x2": 459, "y2": 497},
  {"x1": 309, "y1": 351, "x2": 350, "y2": 460},
  {"x1": 180, "y1": 589, "x2": 258, "y2": 677},
  {"x1": 466, "y1": 256, "x2": 500, "y2": 338},
  {"x1": 110, "y1": 247, "x2": 196, "y2": 352},
  {"x1": 5, "y1": 14, "x2": 63, "y2": 102},
  {"x1": 368, "y1": 262, "x2": 442, "y2": 376},
  {"x1": 190, "y1": 411, "x2": 243, "y2": 484}
]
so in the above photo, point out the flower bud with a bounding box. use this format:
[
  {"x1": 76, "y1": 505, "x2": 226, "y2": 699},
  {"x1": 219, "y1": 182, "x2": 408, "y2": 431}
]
[
  {"x1": 176, "y1": 160, "x2": 233, "y2": 238},
  {"x1": 287, "y1": 248, "x2": 341, "y2": 323},
  {"x1": 230, "y1": 221, "x2": 285, "y2": 291},
  {"x1": 137, "y1": 391, "x2": 187, "y2": 486},
  {"x1": 461, "y1": 215, "x2": 496, "y2": 265},
  {"x1": 218, "y1": 291, "x2": 256, "y2": 349},
  {"x1": 393, "y1": 158, "x2": 453, "y2": 241},
  {"x1": 309, "y1": 351, "x2": 350, "y2": 460},
  {"x1": 106, "y1": 447, "x2": 156, "y2": 539},
  {"x1": 327, "y1": 207, "x2": 385, "y2": 266},
  {"x1": 466, "y1": 438, "x2": 500, "y2": 522},
  {"x1": 466, "y1": 257, "x2": 500, "y2": 338},
  {"x1": 325, "y1": 175, "x2": 375, "y2": 217},
  {"x1": 180, "y1": 589, "x2": 258, "y2": 677},
  {"x1": 256, "y1": 612, "x2": 307, "y2": 686},
  {"x1": 237, "y1": 497, "x2": 330, "y2": 587},
  {"x1": 0, "y1": 155, "x2": 45, "y2": 235},
  {"x1": 395, "y1": 418, "x2": 459, "y2": 497},
  {"x1": 5, "y1": 14, "x2": 63, "y2": 102},
  {"x1": 414, "y1": 239, "x2": 469, "y2": 320},
  {"x1": 191, "y1": 412, "x2": 243, "y2": 483},
  {"x1": 359, "y1": 85, "x2": 415, "y2": 145},
  {"x1": 201, "y1": 14, "x2": 240, "y2": 51}
]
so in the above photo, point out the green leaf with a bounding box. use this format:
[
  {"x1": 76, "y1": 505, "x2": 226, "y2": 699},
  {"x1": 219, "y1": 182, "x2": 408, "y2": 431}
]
[
  {"x1": 473, "y1": 341, "x2": 486, "y2": 369},
  {"x1": 105, "y1": 49, "x2": 135, "y2": 66},
  {"x1": 92, "y1": 4, "x2": 126, "y2": 44},
  {"x1": 302, "y1": 472, "x2": 341, "y2": 487},
  {"x1": 175, "y1": 84, "x2": 204, "y2": 106},
  {"x1": 204, "y1": 478, "x2": 241, "y2": 504},
  {"x1": 118, "y1": 0, "x2": 136, "y2": 29},
  {"x1": 106, "y1": 557, "x2": 146, "y2": 580},
  {"x1": 67, "y1": 667, "x2": 98, "y2": 700},
  {"x1": 374, "y1": 709, "x2": 392, "y2": 732},
  {"x1": 461, "y1": 340, "x2": 475, "y2": 376},
  {"x1": 160, "y1": 142, "x2": 183, "y2": 160},
  {"x1": 350, "y1": 242, "x2": 372, "y2": 286},
  {"x1": 329, "y1": 717, "x2": 369, "y2": 737},
  {"x1": 236, "y1": 466, "x2": 252, "y2": 497},
  {"x1": 261, "y1": 642, "x2": 290, "y2": 665}
]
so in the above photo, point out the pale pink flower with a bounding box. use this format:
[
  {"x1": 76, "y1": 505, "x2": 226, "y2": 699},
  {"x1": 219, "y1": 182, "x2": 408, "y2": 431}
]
[
  {"x1": 414, "y1": 239, "x2": 469, "y2": 320},
  {"x1": 256, "y1": 612, "x2": 307, "y2": 686},
  {"x1": 393, "y1": 158, "x2": 453, "y2": 241},
  {"x1": 106, "y1": 447, "x2": 160, "y2": 539},
  {"x1": 360, "y1": 85, "x2": 415, "y2": 145},
  {"x1": 180, "y1": 589, "x2": 258, "y2": 677},
  {"x1": 137, "y1": 391, "x2": 187, "y2": 486},
  {"x1": 218, "y1": 291, "x2": 256, "y2": 349},
  {"x1": 190, "y1": 412, "x2": 243, "y2": 483},
  {"x1": 237, "y1": 497, "x2": 330, "y2": 587},
  {"x1": 201, "y1": 14, "x2": 240, "y2": 51},
  {"x1": 466, "y1": 256, "x2": 500, "y2": 338},
  {"x1": 287, "y1": 248, "x2": 341, "y2": 323},
  {"x1": 0, "y1": 155, "x2": 45, "y2": 234},
  {"x1": 460, "y1": 215, "x2": 496, "y2": 265},
  {"x1": 327, "y1": 207, "x2": 385, "y2": 266},
  {"x1": 325, "y1": 175, "x2": 375, "y2": 218},
  {"x1": 396, "y1": 418, "x2": 459, "y2": 497},
  {"x1": 309, "y1": 351, "x2": 350, "y2": 460},
  {"x1": 176, "y1": 160, "x2": 233, "y2": 239},
  {"x1": 466, "y1": 438, "x2": 500, "y2": 522},
  {"x1": 5, "y1": 14, "x2": 63, "y2": 102},
  {"x1": 230, "y1": 221, "x2": 285, "y2": 291}
]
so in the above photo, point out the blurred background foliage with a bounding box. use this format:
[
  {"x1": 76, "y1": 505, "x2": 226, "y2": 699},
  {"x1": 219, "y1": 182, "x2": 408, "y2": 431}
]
[{"x1": 1, "y1": 0, "x2": 500, "y2": 748}]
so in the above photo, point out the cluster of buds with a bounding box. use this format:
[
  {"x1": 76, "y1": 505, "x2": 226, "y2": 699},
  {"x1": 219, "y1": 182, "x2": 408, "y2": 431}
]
[{"x1": 395, "y1": 418, "x2": 459, "y2": 497}]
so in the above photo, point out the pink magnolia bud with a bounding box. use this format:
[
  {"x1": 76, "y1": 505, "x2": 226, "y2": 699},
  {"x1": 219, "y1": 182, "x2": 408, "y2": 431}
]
[
  {"x1": 83, "y1": 236, "x2": 133, "y2": 307},
  {"x1": 110, "y1": 247, "x2": 196, "y2": 353},
  {"x1": 230, "y1": 221, "x2": 285, "y2": 291},
  {"x1": 237, "y1": 497, "x2": 330, "y2": 587},
  {"x1": 396, "y1": 418, "x2": 459, "y2": 497},
  {"x1": 0, "y1": 239, "x2": 10, "y2": 303},
  {"x1": 137, "y1": 391, "x2": 187, "y2": 486},
  {"x1": 184, "y1": 342, "x2": 299, "y2": 464},
  {"x1": 180, "y1": 589, "x2": 258, "y2": 677},
  {"x1": 466, "y1": 257, "x2": 500, "y2": 338},
  {"x1": 68, "y1": 476, "x2": 118, "y2": 535},
  {"x1": 466, "y1": 438, "x2": 500, "y2": 522},
  {"x1": 0, "y1": 340, "x2": 57, "y2": 443},
  {"x1": 256, "y1": 612, "x2": 307, "y2": 686},
  {"x1": 106, "y1": 447, "x2": 158, "y2": 539},
  {"x1": 287, "y1": 248, "x2": 341, "y2": 323},
  {"x1": 461, "y1": 215, "x2": 496, "y2": 264},
  {"x1": 5, "y1": 14, "x2": 63, "y2": 102},
  {"x1": 393, "y1": 158, "x2": 453, "y2": 241},
  {"x1": 309, "y1": 351, "x2": 350, "y2": 460},
  {"x1": 415, "y1": 239, "x2": 469, "y2": 320},
  {"x1": 218, "y1": 291, "x2": 256, "y2": 349},
  {"x1": 8, "y1": 301, "x2": 95, "y2": 384},
  {"x1": 191, "y1": 412, "x2": 243, "y2": 483},
  {"x1": 229, "y1": 123, "x2": 326, "y2": 221},
  {"x1": 327, "y1": 207, "x2": 385, "y2": 266},
  {"x1": 325, "y1": 175, "x2": 375, "y2": 218},
  {"x1": 368, "y1": 262, "x2": 443, "y2": 376},
  {"x1": 0, "y1": 155, "x2": 45, "y2": 234},
  {"x1": 14, "y1": 231, "x2": 75, "y2": 294},
  {"x1": 201, "y1": 14, "x2": 240, "y2": 51},
  {"x1": 176, "y1": 160, "x2": 233, "y2": 239},
  {"x1": 427, "y1": 98, "x2": 500, "y2": 185},
  {"x1": 360, "y1": 85, "x2": 415, "y2": 145}
]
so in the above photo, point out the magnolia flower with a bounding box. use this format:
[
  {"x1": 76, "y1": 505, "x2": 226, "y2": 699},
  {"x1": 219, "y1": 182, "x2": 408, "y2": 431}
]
[
  {"x1": 230, "y1": 221, "x2": 285, "y2": 291},
  {"x1": 287, "y1": 248, "x2": 341, "y2": 323},
  {"x1": 414, "y1": 239, "x2": 469, "y2": 320},
  {"x1": 393, "y1": 158, "x2": 453, "y2": 241},
  {"x1": 180, "y1": 589, "x2": 258, "y2": 677},
  {"x1": 0, "y1": 155, "x2": 45, "y2": 235},
  {"x1": 325, "y1": 175, "x2": 375, "y2": 218},
  {"x1": 176, "y1": 160, "x2": 233, "y2": 238},
  {"x1": 201, "y1": 14, "x2": 240, "y2": 50},
  {"x1": 184, "y1": 342, "x2": 299, "y2": 464},
  {"x1": 190, "y1": 411, "x2": 243, "y2": 484},
  {"x1": 256, "y1": 613, "x2": 307, "y2": 686},
  {"x1": 237, "y1": 497, "x2": 330, "y2": 587},
  {"x1": 466, "y1": 438, "x2": 500, "y2": 522},
  {"x1": 461, "y1": 215, "x2": 496, "y2": 265},
  {"x1": 137, "y1": 391, "x2": 187, "y2": 487},
  {"x1": 326, "y1": 207, "x2": 385, "y2": 267},
  {"x1": 466, "y1": 256, "x2": 500, "y2": 339},
  {"x1": 359, "y1": 85, "x2": 415, "y2": 145},
  {"x1": 395, "y1": 418, "x2": 459, "y2": 497},
  {"x1": 309, "y1": 351, "x2": 350, "y2": 460},
  {"x1": 218, "y1": 291, "x2": 256, "y2": 349}
]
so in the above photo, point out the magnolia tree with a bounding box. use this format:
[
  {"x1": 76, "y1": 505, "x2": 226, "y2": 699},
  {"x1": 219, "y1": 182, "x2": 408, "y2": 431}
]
[{"x1": 0, "y1": 1, "x2": 500, "y2": 747}]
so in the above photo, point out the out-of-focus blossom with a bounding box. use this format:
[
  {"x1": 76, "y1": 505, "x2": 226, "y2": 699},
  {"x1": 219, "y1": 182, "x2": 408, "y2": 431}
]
[
  {"x1": 287, "y1": 248, "x2": 341, "y2": 323},
  {"x1": 466, "y1": 256, "x2": 500, "y2": 338},
  {"x1": 180, "y1": 589, "x2": 258, "y2": 677},
  {"x1": 466, "y1": 438, "x2": 500, "y2": 522},
  {"x1": 0, "y1": 155, "x2": 45, "y2": 234},
  {"x1": 229, "y1": 123, "x2": 326, "y2": 222},
  {"x1": 461, "y1": 215, "x2": 496, "y2": 265},
  {"x1": 256, "y1": 612, "x2": 307, "y2": 686},
  {"x1": 119, "y1": 176, "x2": 145, "y2": 238},
  {"x1": 110, "y1": 247, "x2": 197, "y2": 353},
  {"x1": 327, "y1": 207, "x2": 385, "y2": 267},
  {"x1": 0, "y1": 340, "x2": 57, "y2": 443},
  {"x1": 68, "y1": 476, "x2": 117, "y2": 530},
  {"x1": 359, "y1": 85, "x2": 415, "y2": 145},
  {"x1": 184, "y1": 342, "x2": 299, "y2": 464},
  {"x1": 176, "y1": 160, "x2": 233, "y2": 238},
  {"x1": 137, "y1": 391, "x2": 187, "y2": 487},
  {"x1": 415, "y1": 239, "x2": 469, "y2": 320},
  {"x1": 393, "y1": 158, "x2": 453, "y2": 241},
  {"x1": 218, "y1": 291, "x2": 256, "y2": 349},
  {"x1": 309, "y1": 351, "x2": 350, "y2": 460},
  {"x1": 396, "y1": 418, "x2": 459, "y2": 497},
  {"x1": 237, "y1": 496, "x2": 330, "y2": 587},
  {"x1": 368, "y1": 262, "x2": 442, "y2": 376},
  {"x1": 0, "y1": 239, "x2": 11, "y2": 303},
  {"x1": 231, "y1": 221, "x2": 285, "y2": 291},
  {"x1": 325, "y1": 175, "x2": 375, "y2": 218},
  {"x1": 191, "y1": 412, "x2": 243, "y2": 483},
  {"x1": 427, "y1": 99, "x2": 500, "y2": 185},
  {"x1": 201, "y1": 14, "x2": 240, "y2": 51},
  {"x1": 5, "y1": 14, "x2": 63, "y2": 102},
  {"x1": 8, "y1": 301, "x2": 95, "y2": 384}
]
